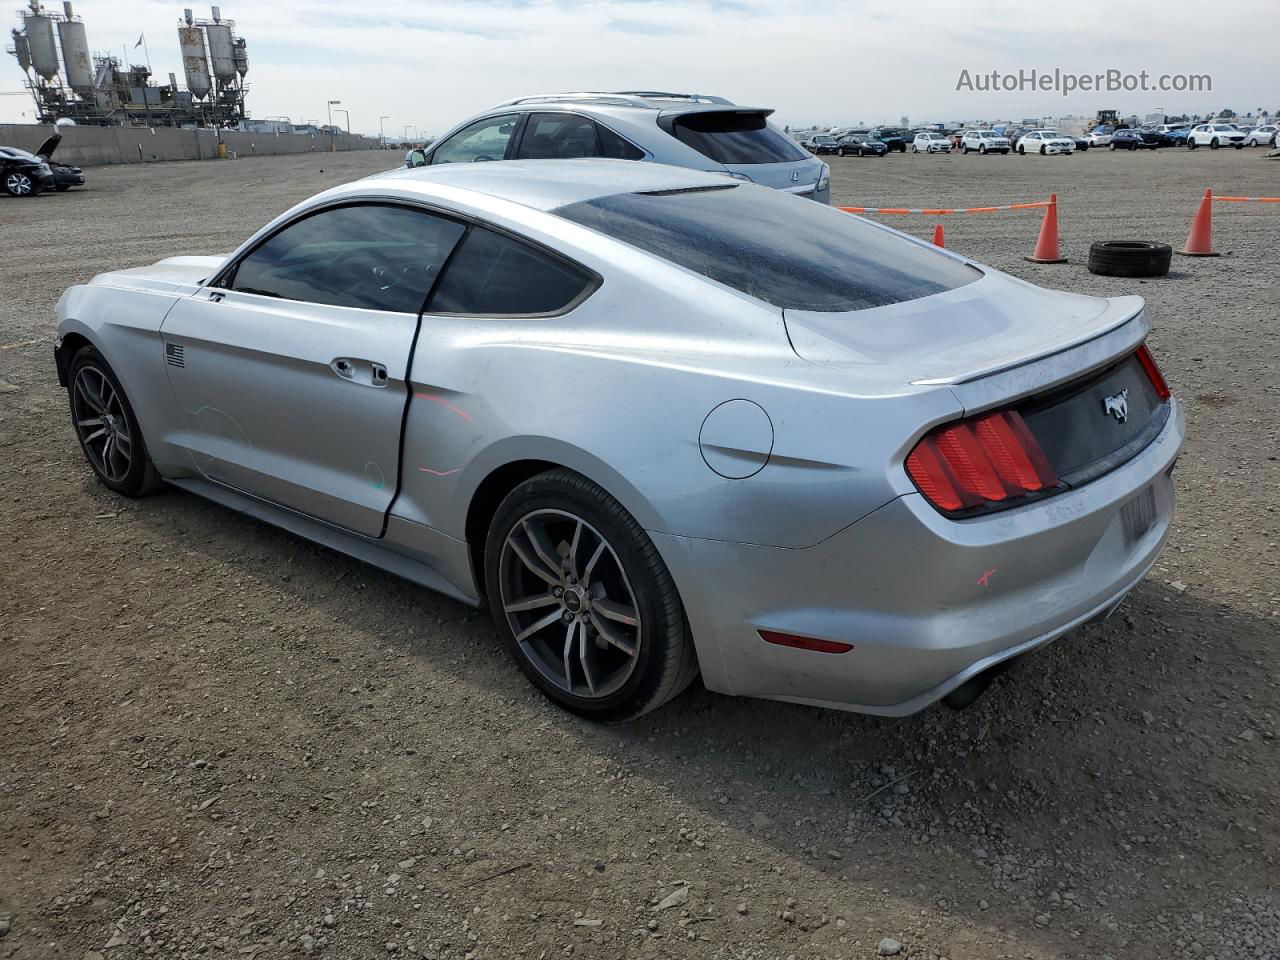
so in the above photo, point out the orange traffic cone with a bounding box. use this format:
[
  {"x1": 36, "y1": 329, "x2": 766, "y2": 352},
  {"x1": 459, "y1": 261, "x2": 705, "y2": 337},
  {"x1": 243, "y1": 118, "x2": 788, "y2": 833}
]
[
  {"x1": 1024, "y1": 193, "x2": 1067, "y2": 264},
  {"x1": 931, "y1": 223, "x2": 945, "y2": 247},
  {"x1": 1178, "y1": 188, "x2": 1219, "y2": 256}
]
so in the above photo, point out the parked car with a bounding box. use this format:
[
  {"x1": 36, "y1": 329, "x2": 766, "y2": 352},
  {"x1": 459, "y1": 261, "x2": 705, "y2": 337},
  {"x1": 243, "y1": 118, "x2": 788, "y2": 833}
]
[
  {"x1": 959, "y1": 130, "x2": 1011, "y2": 154},
  {"x1": 1072, "y1": 135, "x2": 1091, "y2": 151},
  {"x1": 807, "y1": 134, "x2": 841, "y2": 155},
  {"x1": 0, "y1": 139, "x2": 57, "y2": 197},
  {"x1": 836, "y1": 133, "x2": 887, "y2": 157},
  {"x1": 1245, "y1": 123, "x2": 1278, "y2": 146},
  {"x1": 17, "y1": 134, "x2": 84, "y2": 190},
  {"x1": 1016, "y1": 130, "x2": 1075, "y2": 155},
  {"x1": 1086, "y1": 125, "x2": 1116, "y2": 147},
  {"x1": 1109, "y1": 128, "x2": 1160, "y2": 150},
  {"x1": 911, "y1": 132, "x2": 952, "y2": 153},
  {"x1": 1187, "y1": 123, "x2": 1246, "y2": 149},
  {"x1": 52, "y1": 159, "x2": 1182, "y2": 720},
  {"x1": 1160, "y1": 124, "x2": 1191, "y2": 145},
  {"x1": 868, "y1": 128, "x2": 910, "y2": 152},
  {"x1": 403, "y1": 91, "x2": 830, "y2": 203}
]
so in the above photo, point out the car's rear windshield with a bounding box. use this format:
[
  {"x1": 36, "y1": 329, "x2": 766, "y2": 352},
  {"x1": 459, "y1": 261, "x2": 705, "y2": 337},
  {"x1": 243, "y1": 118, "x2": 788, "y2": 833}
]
[
  {"x1": 668, "y1": 112, "x2": 808, "y2": 164},
  {"x1": 554, "y1": 185, "x2": 981, "y2": 312}
]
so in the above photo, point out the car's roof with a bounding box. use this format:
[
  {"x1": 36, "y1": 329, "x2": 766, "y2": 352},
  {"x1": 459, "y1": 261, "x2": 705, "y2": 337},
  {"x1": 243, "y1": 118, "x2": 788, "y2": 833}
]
[{"x1": 369, "y1": 158, "x2": 730, "y2": 212}]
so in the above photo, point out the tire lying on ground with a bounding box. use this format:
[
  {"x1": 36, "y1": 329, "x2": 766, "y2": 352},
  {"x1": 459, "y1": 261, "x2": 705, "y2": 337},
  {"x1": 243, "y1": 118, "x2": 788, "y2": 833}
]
[{"x1": 1087, "y1": 240, "x2": 1173, "y2": 278}]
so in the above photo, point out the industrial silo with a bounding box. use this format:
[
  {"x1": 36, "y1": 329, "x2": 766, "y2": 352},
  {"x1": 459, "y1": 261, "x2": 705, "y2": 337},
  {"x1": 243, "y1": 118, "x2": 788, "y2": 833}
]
[
  {"x1": 232, "y1": 37, "x2": 247, "y2": 78},
  {"x1": 204, "y1": 7, "x2": 235, "y2": 85},
  {"x1": 22, "y1": 5, "x2": 61, "y2": 81},
  {"x1": 57, "y1": 3, "x2": 93, "y2": 97},
  {"x1": 11, "y1": 29, "x2": 32, "y2": 73},
  {"x1": 178, "y1": 11, "x2": 211, "y2": 99}
]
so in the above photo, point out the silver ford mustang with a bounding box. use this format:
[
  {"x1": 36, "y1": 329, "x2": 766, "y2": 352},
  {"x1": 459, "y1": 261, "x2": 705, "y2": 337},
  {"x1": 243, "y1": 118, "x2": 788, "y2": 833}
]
[{"x1": 54, "y1": 159, "x2": 1184, "y2": 721}]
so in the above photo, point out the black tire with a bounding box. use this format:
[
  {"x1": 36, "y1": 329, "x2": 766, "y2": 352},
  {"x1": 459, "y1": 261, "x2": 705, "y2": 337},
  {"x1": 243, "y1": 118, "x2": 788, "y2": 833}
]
[
  {"x1": 1210, "y1": 138, "x2": 1219, "y2": 149},
  {"x1": 484, "y1": 469, "x2": 697, "y2": 722},
  {"x1": 1187, "y1": 139, "x2": 1197, "y2": 150},
  {"x1": 1040, "y1": 144, "x2": 1047, "y2": 155},
  {"x1": 1018, "y1": 145, "x2": 1025, "y2": 155},
  {"x1": 837, "y1": 148, "x2": 845, "y2": 157},
  {"x1": 1087, "y1": 240, "x2": 1173, "y2": 278},
  {"x1": 66, "y1": 346, "x2": 164, "y2": 497},
  {"x1": 1109, "y1": 142, "x2": 1117, "y2": 151},
  {"x1": 979, "y1": 145, "x2": 986, "y2": 154}
]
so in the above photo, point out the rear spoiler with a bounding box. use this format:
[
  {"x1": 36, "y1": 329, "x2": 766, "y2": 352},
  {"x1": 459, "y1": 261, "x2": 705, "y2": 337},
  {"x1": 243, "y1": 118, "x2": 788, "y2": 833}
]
[{"x1": 655, "y1": 106, "x2": 775, "y2": 137}]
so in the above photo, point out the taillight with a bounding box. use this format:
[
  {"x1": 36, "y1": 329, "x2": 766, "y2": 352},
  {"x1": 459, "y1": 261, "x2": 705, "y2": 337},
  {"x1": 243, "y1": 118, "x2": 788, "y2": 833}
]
[
  {"x1": 1136, "y1": 343, "x2": 1171, "y2": 400},
  {"x1": 906, "y1": 410, "x2": 1058, "y2": 514}
]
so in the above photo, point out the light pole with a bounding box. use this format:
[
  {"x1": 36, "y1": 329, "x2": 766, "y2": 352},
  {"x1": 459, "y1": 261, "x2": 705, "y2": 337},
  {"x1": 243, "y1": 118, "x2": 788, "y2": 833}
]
[
  {"x1": 403, "y1": 124, "x2": 417, "y2": 143},
  {"x1": 334, "y1": 108, "x2": 350, "y2": 134},
  {"x1": 326, "y1": 99, "x2": 341, "y2": 152},
  {"x1": 379, "y1": 115, "x2": 388, "y2": 148}
]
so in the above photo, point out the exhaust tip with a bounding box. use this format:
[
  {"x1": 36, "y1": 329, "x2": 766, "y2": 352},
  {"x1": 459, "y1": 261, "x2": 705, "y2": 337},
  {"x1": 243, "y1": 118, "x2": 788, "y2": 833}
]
[{"x1": 943, "y1": 656, "x2": 1018, "y2": 711}]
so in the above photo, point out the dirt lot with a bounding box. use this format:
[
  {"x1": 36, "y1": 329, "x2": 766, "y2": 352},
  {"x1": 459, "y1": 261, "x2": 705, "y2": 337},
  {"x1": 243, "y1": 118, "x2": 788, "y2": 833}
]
[{"x1": 1, "y1": 146, "x2": 1277, "y2": 960}]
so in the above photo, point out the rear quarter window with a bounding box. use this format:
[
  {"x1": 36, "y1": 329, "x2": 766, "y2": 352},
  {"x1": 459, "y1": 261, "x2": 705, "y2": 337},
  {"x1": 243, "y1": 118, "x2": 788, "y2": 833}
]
[
  {"x1": 555, "y1": 185, "x2": 980, "y2": 312},
  {"x1": 426, "y1": 226, "x2": 595, "y2": 317}
]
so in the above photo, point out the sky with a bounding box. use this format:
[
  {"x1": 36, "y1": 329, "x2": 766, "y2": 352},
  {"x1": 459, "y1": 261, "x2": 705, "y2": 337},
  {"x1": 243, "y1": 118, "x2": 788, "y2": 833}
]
[{"x1": 3, "y1": 0, "x2": 1277, "y2": 133}]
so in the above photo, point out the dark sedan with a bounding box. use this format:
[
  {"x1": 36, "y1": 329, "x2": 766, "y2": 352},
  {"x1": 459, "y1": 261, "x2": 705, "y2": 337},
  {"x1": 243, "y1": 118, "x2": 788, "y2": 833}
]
[
  {"x1": 837, "y1": 134, "x2": 887, "y2": 157},
  {"x1": 806, "y1": 134, "x2": 841, "y2": 155},
  {"x1": 1110, "y1": 129, "x2": 1160, "y2": 150},
  {"x1": 0, "y1": 134, "x2": 83, "y2": 195}
]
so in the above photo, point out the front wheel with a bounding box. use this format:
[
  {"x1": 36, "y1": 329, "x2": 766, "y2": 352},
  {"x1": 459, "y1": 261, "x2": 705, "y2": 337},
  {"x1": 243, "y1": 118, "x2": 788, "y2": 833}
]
[
  {"x1": 1210, "y1": 138, "x2": 1219, "y2": 149},
  {"x1": 911, "y1": 145, "x2": 918, "y2": 153},
  {"x1": 484, "y1": 470, "x2": 697, "y2": 722},
  {"x1": 1040, "y1": 145, "x2": 1047, "y2": 155},
  {"x1": 67, "y1": 346, "x2": 164, "y2": 497},
  {"x1": 1110, "y1": 142, "x2": 1117, "y2": 150},
  {"x1": 1018, "y1": 145, "x2": 1025, "y2": 155},
  {"x1": 4, "y1": 171, "x2": 40, "y2": 196}
]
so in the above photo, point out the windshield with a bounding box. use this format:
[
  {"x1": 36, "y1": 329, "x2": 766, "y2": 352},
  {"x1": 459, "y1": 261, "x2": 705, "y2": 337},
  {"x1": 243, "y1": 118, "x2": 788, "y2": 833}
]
[
  {"x1": 554, "y1": 185, "x2": 981, "y2": 312},
  {"x1": 670, "y1": 112, "x2": 808, "y2": 164}
]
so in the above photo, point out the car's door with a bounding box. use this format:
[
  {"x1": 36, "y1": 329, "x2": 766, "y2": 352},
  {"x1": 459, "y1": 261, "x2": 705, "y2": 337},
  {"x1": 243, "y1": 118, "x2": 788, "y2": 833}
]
[{"x1": 159, "y1": 202, "x2": 467, "y2": 537}]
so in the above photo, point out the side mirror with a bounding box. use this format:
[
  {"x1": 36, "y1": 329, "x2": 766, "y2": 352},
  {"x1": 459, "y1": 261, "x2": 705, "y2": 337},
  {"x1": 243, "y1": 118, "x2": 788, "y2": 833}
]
[{"x1": 405, "y1": 149, "x2": 427, "y2": 169}]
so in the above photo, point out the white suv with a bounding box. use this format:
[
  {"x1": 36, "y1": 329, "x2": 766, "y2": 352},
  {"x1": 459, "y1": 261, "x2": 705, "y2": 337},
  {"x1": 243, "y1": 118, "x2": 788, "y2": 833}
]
[
  {"x1": 911, "y1": 132, "x2": 952, "y2": 153},
  {"x1": 960, "y1": 130, "x2": 1011, "y2": 154},
  {"x1": 1187, "y1": 124, "x2": 1246, "y2": 149},
  {"x1": 403, "y1": 91, "x2": 830, "y2": 203}
]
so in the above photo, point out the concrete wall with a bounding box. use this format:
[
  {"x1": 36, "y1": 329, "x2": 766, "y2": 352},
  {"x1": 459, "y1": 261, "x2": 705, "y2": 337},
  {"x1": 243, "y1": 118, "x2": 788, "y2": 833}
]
[{"x1": 0, "y1": 123, "x2": 384, "y2": 167}]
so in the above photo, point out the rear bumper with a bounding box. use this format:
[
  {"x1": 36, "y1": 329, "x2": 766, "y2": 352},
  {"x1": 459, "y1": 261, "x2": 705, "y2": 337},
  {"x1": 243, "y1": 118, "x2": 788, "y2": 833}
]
[{"x1": 653, "y1": 399, "x2": 1184, "y2": 715}]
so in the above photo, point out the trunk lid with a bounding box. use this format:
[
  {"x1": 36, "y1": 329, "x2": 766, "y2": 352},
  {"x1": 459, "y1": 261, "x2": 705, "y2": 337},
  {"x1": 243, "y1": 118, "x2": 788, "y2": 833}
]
[{"x1": 783, "y1": 269, "x2": 1143, "y2": 387}]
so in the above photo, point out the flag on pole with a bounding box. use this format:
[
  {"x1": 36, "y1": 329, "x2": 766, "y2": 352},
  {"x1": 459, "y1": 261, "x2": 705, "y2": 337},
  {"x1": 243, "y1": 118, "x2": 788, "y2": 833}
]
[{"x1": 134, "y1": 33, "x2": 144, "y2": 48}]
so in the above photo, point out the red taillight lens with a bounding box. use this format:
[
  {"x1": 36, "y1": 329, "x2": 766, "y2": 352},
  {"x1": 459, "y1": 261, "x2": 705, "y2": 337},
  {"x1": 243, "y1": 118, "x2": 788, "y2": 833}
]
[
  {"x1": 906, "y1": 410, "x2": 1058, "y2": 515},
  {"x1": 1136, "y1": 343, "x2": 1171, "y2": 400}
]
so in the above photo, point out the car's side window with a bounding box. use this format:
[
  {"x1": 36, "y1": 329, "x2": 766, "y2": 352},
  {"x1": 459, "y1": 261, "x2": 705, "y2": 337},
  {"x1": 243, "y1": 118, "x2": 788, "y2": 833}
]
[
  {"x1": 517, "y1": 113, "x2": 602, "y2": 160},
  {"x1": 431, "y1": 114, "x2": 519, "y2": 164},
  {"x1": 425, "y1": 226, "x2": 594, "y2": 317},
  {"x1": 227, "y1": 204, "x2": 466, "y2": 313},
  {"x1": 596, "y1": 122, "x2": 645, "y2": 160}
]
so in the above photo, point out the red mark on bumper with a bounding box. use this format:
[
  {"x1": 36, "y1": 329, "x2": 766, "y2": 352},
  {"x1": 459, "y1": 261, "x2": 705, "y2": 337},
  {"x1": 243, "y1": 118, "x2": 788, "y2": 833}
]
[{"x1": 977, "y1": 568, "x2": 997, "y2": 588}]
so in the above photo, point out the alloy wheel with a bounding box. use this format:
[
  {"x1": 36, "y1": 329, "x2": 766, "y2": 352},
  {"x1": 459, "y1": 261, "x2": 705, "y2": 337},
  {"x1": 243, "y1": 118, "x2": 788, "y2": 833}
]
[
  {"x1": 498, "y1": 509, "x2": 642, "y2": 700},
  {"x1": 6, "y1": 173, "x2": 33, "y2": 196},
  {"x1": 72, "y1": 364, "x2": 133, "y2": 483}
]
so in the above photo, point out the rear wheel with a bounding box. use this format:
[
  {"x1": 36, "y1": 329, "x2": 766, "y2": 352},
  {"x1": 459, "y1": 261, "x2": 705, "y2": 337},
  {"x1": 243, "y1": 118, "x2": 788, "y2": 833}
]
[
  {"x1": 484, "y1": 469, "x2": 697, "y2": 721},
  {"x1": 67, "y1": 346, "x2": 164, "y2": 497}
]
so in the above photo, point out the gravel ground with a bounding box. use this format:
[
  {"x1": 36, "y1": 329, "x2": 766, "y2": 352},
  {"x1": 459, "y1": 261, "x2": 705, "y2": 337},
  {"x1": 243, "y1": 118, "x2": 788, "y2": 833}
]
[{"x1": 1, "y1": 147, "x2": 1277, "y2": 960}]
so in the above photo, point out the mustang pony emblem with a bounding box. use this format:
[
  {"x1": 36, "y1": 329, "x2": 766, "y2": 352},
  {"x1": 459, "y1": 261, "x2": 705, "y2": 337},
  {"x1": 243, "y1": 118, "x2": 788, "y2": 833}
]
[{"x1": 1103, "y1": 389, "x2": 1129, "y2": 424}]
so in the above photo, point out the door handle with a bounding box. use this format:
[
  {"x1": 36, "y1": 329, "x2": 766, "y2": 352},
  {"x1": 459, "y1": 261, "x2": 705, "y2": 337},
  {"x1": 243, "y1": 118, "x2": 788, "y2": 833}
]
[{"x1": 331, "y1": 358, "x2": 389, "y2": 388}]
